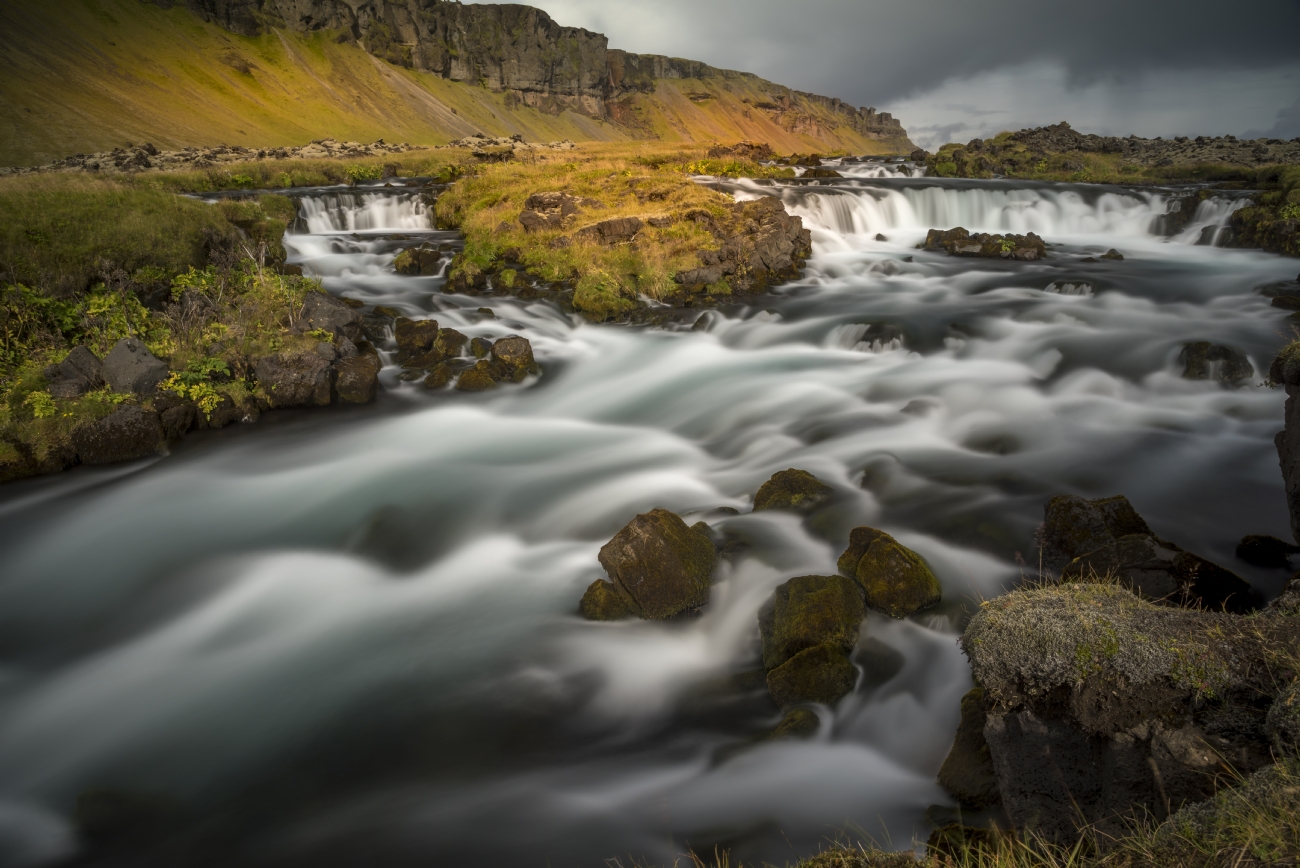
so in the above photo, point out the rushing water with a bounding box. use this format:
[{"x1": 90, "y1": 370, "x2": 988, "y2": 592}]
[{"x1": 0, "y1": 173, "x2": 1297, "y2": 867}]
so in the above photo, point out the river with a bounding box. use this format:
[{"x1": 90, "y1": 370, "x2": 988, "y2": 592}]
[{"x1": 0, "y1": 165, "x2": 1296, "y2": 867}]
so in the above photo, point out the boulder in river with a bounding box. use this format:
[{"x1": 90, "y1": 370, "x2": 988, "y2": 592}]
[
  {"x1": 766, "y1": 708, "x2": 820, "y2": 740},
  {"x1": 71, "y1": 405, "x2": 164, "y2": 465},
  {"x1": 837, "y1": 526, "x2": 942, "y2": 618},
  {"x1": 455, "y1": 361, "x2": 500, "y2": 392},
  {"x1": 43, "y1": 346, "x2": 103, "y2": 399},
  {"x1": 1236, "y1": 534, "x2": 1300, "y2": 569},
  {"x1": 393, "y1": 245, "x2": 443, "y2": 276},
  {"x1": 1180, "y1": 341, "x2": 1253, "y2": 383},
  {"x1": 300, "y1": 291, "x2": 364, "y2": 343},
  {"x1": 253, "y1": 352, "x2": 334, "y2": 408},
  {"x1": 937, "y1": 687, "x2": 1001, "y2": 809},
  {"x1": 589, "y1": 508, "x2": 717, "y2": 620},
  {"x1": 765, "y1": 643, "x2": 857, "y2": 707},
  {"x1": 921, "y1": 227, "x2": 1046, "y2": 261},
  {"x1": 491, "y1": 336, "x2": 540, "y2": 381},
  {"x1": 753, "y1": 468, "x2": 832, "y2": 512},
  {"x1": 334, "y1": 354, "x2": 382, "y2": 404},
  {"x1": 758, "y1": 574, "x2": 865, "y2": 671},
  {"x1": 394, "y1": 318, "x2": 440, "y2": 357},
  {"x1": 577, "y1": 579, "x2": 635, "y2": 621},
  {"x1": 102, "y1": 338, "x2": 168, "y2": 395}
]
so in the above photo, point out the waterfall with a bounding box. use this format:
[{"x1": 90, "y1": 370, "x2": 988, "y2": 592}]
[{"x1": 294, "y1": 191, "x2": 431, "y2": 233}]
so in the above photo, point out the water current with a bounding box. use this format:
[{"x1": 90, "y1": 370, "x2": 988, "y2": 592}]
[{"x1": 1, "y1": 168, "x2": 1297, "y2": 867}]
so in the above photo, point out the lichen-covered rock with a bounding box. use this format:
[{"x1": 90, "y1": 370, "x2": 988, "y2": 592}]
[
  {"x1": 838, "y1": 527, "x2": 941, "y2": 618},
  {"x1": 43, "y1": 346, "x2": 103, "y2": 399},
  {"x1": 674, "y1": 197, "x2": 812, "y2": 293},
  {"x1": 300, "y1": 291, "x2": 364, "y2": 343},
  {"x1": 576, "y1": 216, "x2": 643, "y2": 245},
  {"x1": 1267, "y1": 682, "x2": 1300, "y2": 756},
  {"x1": 1180, "y1": 341, "x2": 1253, "y2": 384},
  {"x1": 71, "y1": 405, "x2": 163, "y2": 465},
  {"x1": 253, "y1": 352, "x2": 333, "y2": 408},
  {"x1": 937, "y1": 687, "x2": 1000, "y2": 808},
  {"x1": 455, "y1": 361, "x2": 499, "y2": 392},
  {"x1": 491, "y1": 336, "x2": 539, "y2": 381},
  {"x1": 765, "y1": 642, "x2": 857, "y2": 707},
  {"x1": 393, "y1": 245, "x2": 443, "y2": 275},
  {"x1": 1040, "y1": 494, "x2": 1115, "y2": 573},
  {"x1": 334, "y1": 354, "x2": 382, "y2": 404},
  {"x1": 595, "y1": 508, "x2": 717, "y2": 620},
  {"x1": 921, "y1": 227, "x2": 1046, "y2": 261},
  {"x1": 753, "y1": 468, "x2": 832, "y2": 512},
  {"x1": 424, "y1": 363, "x2": 453, "y2": 389},
  {"x1": 758, "y1": 575, "x2": 865, "y2": 671},
  {"x1": 394, "y1": 318, "x2": 440, "y2": 356},
  {"x1": 578, "y1": 579, "x2": 636, "y2": 621},
  {"x1": 766, "y1": 708, "x2": 820, "y2": 740},
  {"x1": 102, "y1": 338, "x2": 167, "y2": 395}
]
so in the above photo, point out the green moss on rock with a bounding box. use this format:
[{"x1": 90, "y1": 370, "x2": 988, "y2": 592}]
[
  {"x1": 758, "y1": 574, "x2": 865, "y2": 671},
  {"x1": 765, "y1": 642, "x2": 857, "y2": 707},
  {"x1": 766, "y1": 708, "x2": 820, "y2": 740},
  {"x1": 1267, "y1": 682, "x2": 1300, "y2": 756},
  {"x1": 596, "y1": 508, "x2": 717, "y2": 620},
  {"x1": 838, "y1": 527, "x2": 941, "y2": 618},
  {"x1": 753, "y1": 468, "x2": 832, "y2": 512},
  {"x1": 937, "y1": 687, "x2": 1001, "y2": 808},
  {"x1": 578, "y1": 579, "x2": 637, "y2": 621}
]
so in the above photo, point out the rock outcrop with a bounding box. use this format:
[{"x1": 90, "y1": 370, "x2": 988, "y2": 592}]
[
  {"x1": 103, "y1": 338, "x2": 168, "y2": 395},
  {"x1": 753, "y1": 468, "x2": 832, "y2": 512},
  {"x1": 921, "y1": 228, "x2": 1046, "y2": 261},
  {"x1": 43, "y1": 346, "x2": 104, "y2": 399},
  {"x1": 253, "y1": 352, "x2": 334, "y2": 408},
  {"x1": 1180, "y1": 341, "x2": 1253, "y2": 384},
  {"x1": 580, "y1": 508, "x2": 717, "y2": 620},
  {"x1": 837, "y1": 527, "x2": 942, "y2": 618},
  {"x1": 674, "y1": 198, "x2": 813, "y2": 293},
  {"x1": 758, "y1": 574, "x2": 864, "y2": 707},
  {"x1": 71, "y1": 406, "x2": 164, "y2": 465}
]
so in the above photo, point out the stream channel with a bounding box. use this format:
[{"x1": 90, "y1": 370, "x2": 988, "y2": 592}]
[{"x1": 1, "y1": 163, "x2": 1298, "y2": 867}]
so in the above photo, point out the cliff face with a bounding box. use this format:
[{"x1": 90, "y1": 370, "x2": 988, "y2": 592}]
[{"x1": 172, "y1": 0, "x2": 908, "y2": 140}]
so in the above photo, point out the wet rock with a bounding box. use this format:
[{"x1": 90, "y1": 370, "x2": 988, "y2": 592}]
[
  {"x1": 491, "y1": 336, "x2": 539, "y2": 382},
  {"x1": 921, "y1": 227, "x2": 1046, "y2": 261},
  {"x1": 937, "y1": 687, "x2": 1001, "y2": 808},
  {"x1": 758, "y1": 575, "x2": 865, "y2": 671},
  {"x1": 1100, "y1": 248, "x2": 1125, "y2": 260},
  {"x1": 300, "y1": 291, "x2": 363, "y2": 343},
  {"x1": 765, "y1": 642, "x2": 857, "y2": 707},
  {"x1": 1092, "y1": 494, "x2": 1154, "y2": 538},
  {"x1": 1040, "y1": 494, "x2": 1131, "y2": 573},
  {"x1": 102, "y1": 338, "x2": 168, "y2": 395},
  {"x1": 254, "y1": 352, "x2": 334, "y2": 408},
  {"x1": 424, "y1": 363, "x2": 454, "y2": 389},
  {"x1": 753, "y1": 468, "x2": 832, "y2": 512},
  {"x1": 71, "y1": 405, "x2": 164, "y2": 465},
  {"x1": 802, "y1": 167, "x2": 842, "y2": 179},
  {"x1": 394, "y1": 318, "x2": 439, "y2": 356},
  {"x1": 594, "y1": 508, "x2": 717, "y2": 620},
  {"x1": 197, "y1": 394, "x2": 242, "y2": 429},
  {"x1": 154, "y1": 393, "x2": 196, "y2": 439},
  {"x1": 44, "y1": 346, "x2": 103, "y2": 399},
  {"x1": 1180, "y1": 341, "x2": 1253, "y2": 383},
  {"x1": 1236, "y1": 534, "x2": 1300, "y2": 569},
  {"x1": 766, "y1": 708, "x2": 819, "y2": 740},
  {"x1": 576, "y1": 216, "x2": 643, "y2": 245},
  {"x1": 393, "y1": 244, "x2": 443, "y2": 275},
  {"x1": 470, "y1": 336, "x2": 493, "y2": 358},
  {"x1": 335, "y1": 354, "x2": 382, "y2": 404},
  {"x1": 578, "y1": 579, "x2": 636, "y2": 621},
  {"x1": 455, "y1": 361, "x2": 499, "y2": 391},
  {"x1": 838, "y1": 526, "x2": 942, "y2": 618},
  {"x1": 674, "y1": 198, "x2": 812, "y2": 293}
]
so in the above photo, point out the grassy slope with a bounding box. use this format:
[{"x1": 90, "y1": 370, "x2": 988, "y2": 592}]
[{"x1": 0, "y1": 0, "x2": 908, "y2": 165}]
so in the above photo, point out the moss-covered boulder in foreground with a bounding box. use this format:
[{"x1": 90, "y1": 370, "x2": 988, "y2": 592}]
[
  {"x1": 753, "y1": 468, "x2": 832, "y2": 512},
  {"x1": 758, "y1": 574, "x2": 864, "y2": 671},
  {"x1": 592, "y1": 508, "x2": 717, "y2": 620},
  {"x1": 837, "y1": 526, "x2": 941, "y2": 618},
  {"x1": 766, "y1": 643, "x2": 857, "y2": 707}
]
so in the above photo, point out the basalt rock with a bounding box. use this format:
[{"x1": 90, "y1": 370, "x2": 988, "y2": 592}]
[
  {"x1": 43, "y1": 346, "x2": 103, "y2": 399},
  {"x1": 253, "y1": 352, "x2": 334, "y2": 408},
  {"x1": 300, "y1": 291, "x2": 364, "y2": 343},
  {"x1": 102, "y1": 338, "x2": 168, "y2": 396},
  {"x1": 766, "y1": 707, "x2": 820, "y2": 740},
  {"x1": 491, "y1": 335, "x2": 540, "y2": 381},
  {"x1": 71, "y1": 405, "x2": 164, "y2": 465},
  {"x1": 1180, "y1": 341, "x2": 1253, "y2": 383},
  {"x1": 921, "y1": 227, "x2": 1046, "y2": 261},
  {"x1": 937, "y1": 687, "x2": 1001, "y2": 809},
  {"x1": 394, "y1": 318, "x2": 440, "y2": 357},
  {"x1": 674, "y1": 197, "x2": 812, "y2": 293},
  {"x1": 518, "y1": 191, "x2": 600, "y2": 233},
  {"x1": 334, "y1": 354, "x2": 382, "y2": 404},
  {"x1": 592, "y1": 508, "x2": 717, "y2": 620},
  {"x1": 454, "y1": 360, "x2": 500, "y2": 392},
  {"x1": 576, "y1": 216, "x2": 643, "y2": 245},
  {"x1": 765, "y1": 642, "x2": 857, "y2": 707},
  {"x1": 837, "y1": 527, "x2": 942, "y2": 618},
  {"x1": 758, "y1": 575, "x2": 865, "y2": 671},
  {"x1": 1236, "y1": 534, "x2": 1300, "y2": 569},
  {"x1": 578, "y1": 579, "x2": 636, "y2": 621},
  {"x1": 753, "y1": 468, "x2": 832, "y2": 512},
  {"x1": 393, "y1": 244, "x2": 444, "y2": 275}
]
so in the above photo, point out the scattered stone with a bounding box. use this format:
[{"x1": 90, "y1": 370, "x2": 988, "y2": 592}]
[
  {"x1": 43, "y1": 346, "x2": 103, "y2": 398},
  {"x1": 591, "y1": 508, "x2": 718, "y2": 620},
  {"x1": 300, "y1": 291, "x2": 364, "y2": 343},
  {"x1": 455, "y1": 361, "x2": 499, "y2": 392},
  {"x1": 393, "y1": 245, "x2": 443, "y2": 275},
  {"x1": 102, "y1": 338, "x2": 168, "y2": 395},
  {"x1": 334, "y1": 355, "x2": 382, "y2": 404},
  {"x1": 578, "y1": 579, "x2": 636, "y2": 621},
  {"x1": 470, "y1": 336, "x2": 493, "y2": 358},
  {"x1": 71, "y1": 405, "x2": 164, "y2": 465},
  {"x1": 758, "y1": 575, "x2": 865, "y2": 671},
  {"x1": 253, "y1": 352, "x2": 333, "y2": 408},
  {"x1": 517, "y1": 191, "x2": 600, "y2": 233},
  {"x1": 1100, "y1": 248, "x2": 1125, "y2": 261},
  {"x1": 423, "y1": 363, "x2": 453, "y2": 389},
  {"x1": 576, "y1": 216, "x2": 643, "y2": 245},
  {"x1": 1236, "y1": 534, "x2": 1300, "y2": 569},
  {"x1": 394, "y1": 318, "x2": 439, "y2": 356},
  {"x1": 753, "y1": 468, "x2": 832, "y2": 512},
  {"x1": 937, "y1": 687, "x2": 1001, "y2": 808},
  {"x1": 1180, "y1": 341, "x2": 1253, "y2": 383},
  {"x1": 837, "y1": 526, "x2": 942, "y2": 618},
  {"x1": 921, "y1": 227, "x2": 1046, "y2": 261},
  {"x1": 765, "y1": 643, "x2": 857, "y2": 707}
]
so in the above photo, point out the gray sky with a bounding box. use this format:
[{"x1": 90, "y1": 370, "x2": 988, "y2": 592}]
[{"x1": 469, "y1": 0, "x2": 1300, "y2": 149}]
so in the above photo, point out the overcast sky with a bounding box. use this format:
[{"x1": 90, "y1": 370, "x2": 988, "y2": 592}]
[{"x1": 469, "y1": 0, "x2": 1300, "y2": 149}]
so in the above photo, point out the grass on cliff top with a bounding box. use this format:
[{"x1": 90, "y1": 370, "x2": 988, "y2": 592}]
[{"x1": 433, "y1": 143, "x2": 793, "y2": 320}]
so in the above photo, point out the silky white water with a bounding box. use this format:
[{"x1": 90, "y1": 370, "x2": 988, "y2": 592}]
[{"x1": 0, "y1": 174, "x2": 1294, "y2": 867}]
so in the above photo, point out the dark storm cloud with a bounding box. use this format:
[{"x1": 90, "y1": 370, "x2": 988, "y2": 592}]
[{"x1": 470, "y1": 0, "x2": 1300, "y2": 143}]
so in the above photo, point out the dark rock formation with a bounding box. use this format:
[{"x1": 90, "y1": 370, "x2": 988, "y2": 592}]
[
  {"x1": 767, "y1": 708, "x2": 819, "y2": 740},
  {"x1": 921, "y1": 228, "x2": 1046, "y2": 261},
  {"x1": 102, "y1": 338, "x2": 168, "y2": 395},
  {"x1": 43, "y1": 346, "x2": 103, "y2": 399},
  {"x1": 71, "y1": 406, "x2": 164, "y2": 465},
  {"x1": 578, "y1": 578, "x2": 635, "y2": 621},
  {"x1": 753, "y1": 468, "x2": 832, "y2": 512},
  {"x1": 707, "y1": 142, "x2": 774, "y2": 162},
  {"x1": 1180, "y1": 341, "x2": 1253, "y2": 383},
  {"x1": 937, "y1": 687, "x2": 1001, "y2": 809},
  {"x1": 963, "y1": 583, "x2": 1299, "y2": 840},
  {"x1": 576, "y1": 216, "x2": 643, "y2": 245},
  {"x1": 393, "y1": 244, "x2": 444, "y2": 275},
  {"x1": 394, "y1": 318, "x2": 440, "y2": 357},
  {"x1": 757, "y1": 574, "x2": 864, "y2": 708},
  {"x1": 1236, "y1": 534, "x2": 1300, "y2": 569},
  {"x1": 837, "y1": 526, "x2": 942, "y2": 619},
  {"x1": 253, "y1": 352, "x2": 334, "y2": 408},
  {"x1": 1039, "y1": 494, "x2": 1253, "y2": 612},
  {"x1": 334, "y1": 354, "x2": 381, "y2": 404},
  {"x1": 518, "y1": 192, "x2": 600, "y2": 233},
  {"x1": 300, "y1": 291, "x2": 363, "y2": 343},
  {"x1": 583, "y1": 508, "x2": 717, "y2": 620},
  {"x1": 766, "y1": 643, "x2": 856, "y2": 707},
  {"x1": 675, "y1": 198, "x2": 812, "y2": 293}
]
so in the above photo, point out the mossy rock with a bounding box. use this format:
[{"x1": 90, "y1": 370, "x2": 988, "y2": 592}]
[
  {"x1": 1040, "y1": 494, "x2": 1114, "y2": 572},
  {"x1": 758, "y1": 574, "x2": 865, "y2": 671},
  {"x1": 765, "y1": 642, "x2": 856, "y2": 707},
  {"x1": 394, "y1": 318, "x2": 439, "y2": 355},
  {"x1": 937, "y1": 687, "x2": 1001, "y2": 808},
  {"x1": 838, "y1": 527, "x2": 941, "y2": 618},
  {"x1": 455, "y1": 361, "x2": 499, "y2": 392},
  {"x1": 423, "y1": 363, "x2": 453, "y2": 389},
  {"x1": 578, "y1": 579, "x2": 637, "y2": 621},
  {"x1": 753, "y1": 468, "x2": 832, "y2": 512},
  {"x1": 1271, "y1": 340, "x2": 1300, "y2": 385},
  {"x1": 766, "y1": 708, "x2": 820, "y2": 740},
  {"x1": 1267, "y1": 682, "x2": 1300, "y2": 756},
  {"x1": 1091, "y1": 494, "x2": 1153, "y2": 538},
  {"x1": 597, "y1": 508, "x2": 717, "y2": 620}
]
